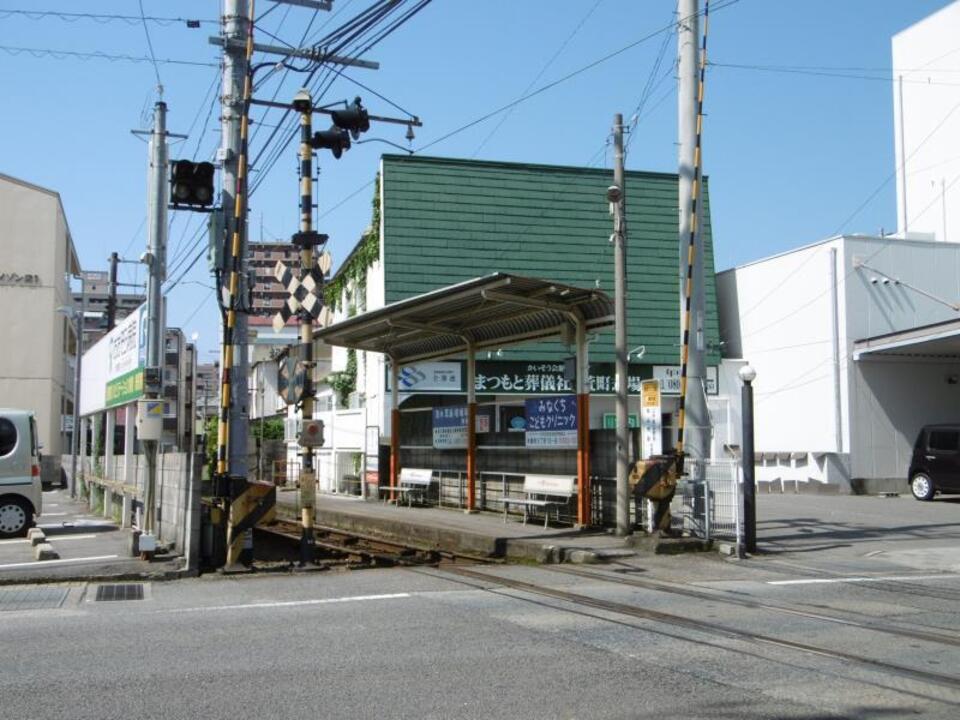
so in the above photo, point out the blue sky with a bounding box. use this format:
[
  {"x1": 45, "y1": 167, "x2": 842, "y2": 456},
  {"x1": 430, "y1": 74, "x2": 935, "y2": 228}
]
[{"x1": 0, "y1": 0, "x2": 952, "y2": 356}]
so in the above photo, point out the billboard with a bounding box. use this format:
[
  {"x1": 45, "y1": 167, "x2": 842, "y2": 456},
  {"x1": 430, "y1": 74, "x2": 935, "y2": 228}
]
[
  {"x1": 105, "y1": 304, "x2": 147, "y2": 407},
  {"x1": 524, "y1": 395, "x2": 578, "y2": 449}
]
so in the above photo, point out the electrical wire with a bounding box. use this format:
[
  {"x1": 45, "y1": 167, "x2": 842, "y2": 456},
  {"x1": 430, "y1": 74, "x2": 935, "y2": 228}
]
[
  {"x1": 709, "y1": 61, "x2": 960, "y2": 88},
  {"x1": 471, "y1": 0, "x2": 604, "y2": 158},
  {"x1": 0, "y1": 44, "x2": 216, "y2": 66},
  {"x1": 138, "y1": 0, "x2": 164, "y2": 95},
  {"x1": 0, "y1": 9, "x2": 215, "y2": 25}
]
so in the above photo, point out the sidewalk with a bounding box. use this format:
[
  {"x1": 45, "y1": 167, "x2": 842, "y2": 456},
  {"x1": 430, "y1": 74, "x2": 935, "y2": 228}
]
[{"x1": 0, "y1": 489, "x2": 185, "y2": 585}]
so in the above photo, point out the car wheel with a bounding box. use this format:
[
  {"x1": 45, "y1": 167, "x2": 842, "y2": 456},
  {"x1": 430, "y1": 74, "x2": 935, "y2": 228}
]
[
  {"x1": 910, "y1": 473, "x2": 936, "y2": 501},
  {"x1": 0, "y1": 498, "x2": 31, "y2": 538}
]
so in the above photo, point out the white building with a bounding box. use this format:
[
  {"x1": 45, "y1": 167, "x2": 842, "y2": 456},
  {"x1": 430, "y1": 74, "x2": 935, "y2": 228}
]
[
  {"x1": 893, "y1": 0, "x2": 960, "y2": 241},
  {"x1": 718, "y1": 234, "x2": 960, "y2": 493},
  {"x1": 0, "y1": 172, "x2": 82, "y2": 480}
]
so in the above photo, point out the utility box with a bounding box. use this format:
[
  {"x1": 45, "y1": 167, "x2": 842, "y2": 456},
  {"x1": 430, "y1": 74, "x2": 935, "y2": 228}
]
[{"x1": 136, "y1": 399, "x2": 164, "y2": 441}]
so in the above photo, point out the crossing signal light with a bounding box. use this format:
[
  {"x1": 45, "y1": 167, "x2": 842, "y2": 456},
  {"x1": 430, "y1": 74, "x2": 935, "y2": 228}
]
[
  {"x1": 311, "y1": 127, "x2": 351, "y2": 159},
  {"x1": 331, "y1": 97, "x2": 370, "y2": 140},
  {"x1": 170, "y1": 160, "x2": 215, "y2": 207}
]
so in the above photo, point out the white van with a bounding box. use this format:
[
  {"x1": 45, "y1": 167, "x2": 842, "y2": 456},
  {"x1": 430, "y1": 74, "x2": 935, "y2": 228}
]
[{"x1": 0, "y1": 409, "x2": 43, "y2": 538}]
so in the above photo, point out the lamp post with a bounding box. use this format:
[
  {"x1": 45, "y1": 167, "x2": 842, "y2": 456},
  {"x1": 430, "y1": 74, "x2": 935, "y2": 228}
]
[{"x1": 739, "y1": 364, "x2": 757, "y2": 554}]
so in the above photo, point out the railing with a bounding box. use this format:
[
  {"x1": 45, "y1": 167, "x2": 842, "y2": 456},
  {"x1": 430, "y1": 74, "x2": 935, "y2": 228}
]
[{"x1": 656, "y1": 459, "x2": 742, "y2": 547}]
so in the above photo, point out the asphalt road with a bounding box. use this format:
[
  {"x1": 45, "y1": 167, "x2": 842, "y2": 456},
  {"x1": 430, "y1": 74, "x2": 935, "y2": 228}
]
[{"x1": 2, "y1": 540, "x2": 959, "y2": 720}]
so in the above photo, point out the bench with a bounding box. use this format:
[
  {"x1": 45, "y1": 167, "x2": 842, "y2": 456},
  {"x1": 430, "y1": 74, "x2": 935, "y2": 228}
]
[
  {"x1": 502, "y1": 474, "x2": 577, "y2": 528},
  {"x1": 385, "y1": 468, "x2": 434, "y2": 507}
]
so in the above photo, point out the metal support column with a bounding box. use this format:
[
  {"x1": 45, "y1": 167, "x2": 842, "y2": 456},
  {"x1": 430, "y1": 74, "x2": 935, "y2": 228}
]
[
  {"x1": 389, "y1": 360, "x2": 400, "y2": 503},
  {"x1": 612, "y1": 113, "x2": 630, "y2": 536},
  {"x1": 466, "y1": 341, "x2": 477, "y2": 513},
  {"x1": 740, "y1": 367, "x2": 757, "y2": 554},
  {"x1": 575, "y1": 319, "x2": 591, "y2": 526}
]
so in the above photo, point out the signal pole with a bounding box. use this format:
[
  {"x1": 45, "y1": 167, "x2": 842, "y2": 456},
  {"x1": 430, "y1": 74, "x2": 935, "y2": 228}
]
[
  {"x1": 294, "y1": 89, "x2": 317, "y2": 565},
  {"x1": 611, "y1": 114, "x2": 631, "y2": 537}
]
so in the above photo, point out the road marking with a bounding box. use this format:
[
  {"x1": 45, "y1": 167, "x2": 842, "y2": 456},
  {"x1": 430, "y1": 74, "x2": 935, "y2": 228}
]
[
  {"x1": 45, "y1": 504, "x2": 60, "y2": 508},
  {"x1": 0, "y1": 533, "x2": 98, "y2": 546},
  {"x1": 768, "y1": 573, "x2": 960, "y2": 586},
  {"x1": 166, "y1": 593, "x2": 412, "y2": 614},
  {"x1": 42, "y1": 513, "x2": 67, "y2": 517},
  {"x1": 0, "y1": 554, "x2": 119, "y2": 570}
]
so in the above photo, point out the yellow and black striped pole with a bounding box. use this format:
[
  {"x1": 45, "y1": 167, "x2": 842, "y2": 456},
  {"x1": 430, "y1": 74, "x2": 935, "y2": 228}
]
[
  {"x1": 218, "y1": 0, "x2": 257, "y2": 568},
  {"x1": 676, "y1": 0, "x2": 710, "y2": 471}
]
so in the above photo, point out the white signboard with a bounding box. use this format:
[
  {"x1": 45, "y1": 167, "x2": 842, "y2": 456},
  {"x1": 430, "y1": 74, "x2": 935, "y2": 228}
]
[
  {"x1": 652, "y1": 365, "x2": 718, "y2": 396},
  {"x1": 107, "y1": 304, "x2": 146, "y2": 380},
  {"x1": 640, "y1": 380, "x2": 662, "y2": 459},
  {"x1": 392, "y1": 362, "x2": 462, "y2": 392},
  {"x1": 432, "y1": 406, "x2": 488, "y2": 449}
]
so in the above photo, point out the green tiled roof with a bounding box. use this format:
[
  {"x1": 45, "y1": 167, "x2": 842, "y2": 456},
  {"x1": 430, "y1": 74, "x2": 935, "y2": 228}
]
[{"x1": 381, "y1": 154, "x2": 720, "y2": 365}]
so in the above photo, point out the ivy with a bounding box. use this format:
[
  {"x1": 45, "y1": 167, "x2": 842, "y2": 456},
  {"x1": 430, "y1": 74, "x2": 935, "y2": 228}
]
[
  {"x1": 324, "y1": 173, "x2": 380, "y2": 311},
  {"x1": 328, "y1": 349, "x2": 357, "y2": 409}
]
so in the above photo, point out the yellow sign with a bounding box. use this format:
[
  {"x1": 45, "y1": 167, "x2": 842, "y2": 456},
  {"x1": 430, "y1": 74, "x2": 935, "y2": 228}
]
[
  {"x1": 641, "y1": 379, "x2": 660, "y2": 409},
  {"x1": 144, "y1": 400, "x2": 164, "y2": 416}
]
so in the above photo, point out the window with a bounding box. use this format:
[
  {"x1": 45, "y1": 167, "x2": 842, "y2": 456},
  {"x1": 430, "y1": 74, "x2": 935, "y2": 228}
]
[
  {"x1": 0, "y1": 418, "x2": 17, "y2": 457},
  {"x1": 928, "y1": 430, "x2": 959, "y2": 452}
]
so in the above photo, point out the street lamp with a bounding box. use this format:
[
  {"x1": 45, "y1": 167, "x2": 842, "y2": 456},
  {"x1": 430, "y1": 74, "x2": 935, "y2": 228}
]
[{"x1": 739, "y1": 364, "x2": 757, "y2": 554}]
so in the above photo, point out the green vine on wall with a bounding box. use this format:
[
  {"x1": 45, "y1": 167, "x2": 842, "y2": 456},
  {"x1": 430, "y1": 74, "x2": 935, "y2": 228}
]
[
  {"x1": 324, "y1": 173, "x2": 380, "y2": 311},
  {"x1": 328, "y1": 348, "x2": 357, "y2": 409}
]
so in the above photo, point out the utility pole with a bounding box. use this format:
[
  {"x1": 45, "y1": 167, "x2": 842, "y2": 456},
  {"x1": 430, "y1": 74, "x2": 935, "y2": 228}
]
[
  {"x1": 106, "y1": 251, "x2": 119, "y2": 331},
  {"x1": 69, "y1": 295, "x2": 84, "y2": 499},
  {"x1": 294, "y1": 88, "x2": 318, "y2": 565},
  {"x1": 142, "y1": 100, "x2": 169, "y2": 547},
  {"x1": 222, "y1": 0, "x2": 251, "y2": 498},
  {"x1": 676, "y1": 0, "x2": 710, "y2": 480},
  {"x1": 611, "y1": 114, "x2": 630, "y2": 537}
]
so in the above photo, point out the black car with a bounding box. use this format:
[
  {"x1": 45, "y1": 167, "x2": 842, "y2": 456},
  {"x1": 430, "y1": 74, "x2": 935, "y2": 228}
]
[{"x1": 908, "y1": 425, "x2": 960, "y2": 500}]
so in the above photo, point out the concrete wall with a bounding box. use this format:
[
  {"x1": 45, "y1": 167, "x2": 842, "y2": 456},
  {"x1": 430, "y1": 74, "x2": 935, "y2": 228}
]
[
  {"x1": 0, "y1": 175, "x2": 76, "y2": 459},
  {"x1": 892, "y1": 1, "x2": 960, "y2": 240}
]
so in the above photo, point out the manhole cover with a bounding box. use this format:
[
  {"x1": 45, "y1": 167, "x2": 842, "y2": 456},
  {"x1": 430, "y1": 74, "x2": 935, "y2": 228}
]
[
  {"x1": 94, "y1": 583, "x2": 145, "y2": 602},
  {"x1": 0, "y1": 586, "x2": 69, "y2": 612}
]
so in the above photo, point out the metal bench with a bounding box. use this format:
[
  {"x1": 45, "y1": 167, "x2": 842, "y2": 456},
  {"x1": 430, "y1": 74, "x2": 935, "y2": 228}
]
[
  {"x1": 502, "y1": 474, "x2": 577, "y2": 528},
  {"x1": 386, "y1": 467, "x2": 434, "y2": 507}
]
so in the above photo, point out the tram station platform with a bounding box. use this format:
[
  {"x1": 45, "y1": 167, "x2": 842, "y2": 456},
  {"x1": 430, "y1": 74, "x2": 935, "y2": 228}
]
[{"x1": 275, "y1": 491, "x2": 638, "y2": 564}]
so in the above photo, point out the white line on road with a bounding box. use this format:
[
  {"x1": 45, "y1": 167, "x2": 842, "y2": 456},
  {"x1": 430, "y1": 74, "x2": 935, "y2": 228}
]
[
  {"x1": 768, "y1": 573, "x2": 960, "y2": 586},
  {"x1": 0, "y1": 534, "x2": 98, "y2": 545},
  {"x1": 165, "y1": 593, "x2": 412, "y2": 614},
  {"x1": 0, "y1": 555, "x2": 119, "y2": 570},
  {"x1": 42, "y1": 513, "x2": 68, "y2": 517}
]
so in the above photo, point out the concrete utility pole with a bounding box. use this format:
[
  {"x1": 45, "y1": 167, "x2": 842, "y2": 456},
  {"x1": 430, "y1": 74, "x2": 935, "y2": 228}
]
[
  {"x1": 106, "y1": 252, "x2": 119, "y2": 331},
  {"x1": 143, "y1": 100, "x2": 169, "y2": 541},
  {"x1": 677, "y1": 0, "x2": 709, "y2": 479},
  {"x1": 69, "y1": 295, "x2": 84, "y2": 498},
  {"x1": 222, "y1": 0, "x2": 251, "y2": 489},
  {"x1": 611, "y1": 114, "x2": 631, "y2": 537}
]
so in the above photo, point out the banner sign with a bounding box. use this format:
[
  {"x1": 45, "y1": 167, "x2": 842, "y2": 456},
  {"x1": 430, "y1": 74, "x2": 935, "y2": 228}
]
[
  {"x1": 105, "y1": 303, "x2": 147, "y2": 407},
  {"x1": 431, "y1": 406, "x2": 489, "y2": 448},
  {"x1": 652, "y1": 365, "x2": 718, "y2": 396},
  {"x1": 525, "y1": 395, "x2": 578, "y2": 448},
  {"x1": 602, "y1": 413, "x2": 639, "y2": 429},
  {"x1": 640, "y1": 379, "x2": 663, "y2": 459},
  {"x1": 389, "y1": 360, "x2": 719, "y2": 396}
]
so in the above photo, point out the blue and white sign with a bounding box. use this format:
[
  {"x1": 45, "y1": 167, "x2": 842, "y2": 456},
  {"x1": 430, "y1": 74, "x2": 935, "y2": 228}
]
[
  {"x1": 433, "y1": 406, "x2": 468, "y2": 449},
  {"x1": 525, "y1": 395, "x2": 578, "y2": 448},
  {"x1": 392, "y1": 362, "x2": 462, "y2": 392}
]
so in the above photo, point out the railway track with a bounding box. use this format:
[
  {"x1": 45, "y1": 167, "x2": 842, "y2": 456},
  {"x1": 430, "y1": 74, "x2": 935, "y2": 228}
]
[
  {"x1": 433, "y1": 564, "x2": 960, "y2": 703},
  {"x1": 544, "y1": 564, "x2": 960, "y2": 648}
]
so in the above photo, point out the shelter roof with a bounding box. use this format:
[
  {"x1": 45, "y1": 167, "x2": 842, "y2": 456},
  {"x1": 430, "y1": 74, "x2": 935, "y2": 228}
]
[{"x1": 315, "y1": 273, "x2": 613, "y2": 364}]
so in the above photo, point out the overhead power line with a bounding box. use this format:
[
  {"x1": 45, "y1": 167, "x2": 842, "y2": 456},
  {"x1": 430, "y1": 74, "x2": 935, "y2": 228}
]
[
  {"x1": 0, "y1": 9, "x2": 215, "y2": 25},
  {"x1": 0, "y1": 44, "x2": 217, "y2": 67},
  {"x1": 138, "y1": 0, "x2": 164, "y2": 96}
]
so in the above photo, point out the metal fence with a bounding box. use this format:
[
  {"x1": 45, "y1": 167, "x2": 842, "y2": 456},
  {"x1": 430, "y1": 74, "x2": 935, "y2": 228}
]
[{"x1": 647, "y1": 459, "x2": 743, "y2": 547}]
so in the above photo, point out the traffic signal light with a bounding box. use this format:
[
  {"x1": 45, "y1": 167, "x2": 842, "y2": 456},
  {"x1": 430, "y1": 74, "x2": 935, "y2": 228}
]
[
  {"x1": 170, "y1": 160, "x2": 215, "y2": 207},
  {"x1": 331, "y1": 97, "x2": 370, "y2": 140},
  {"x1": 311, "y1": 127, "x2": 351, "y2": 159}
]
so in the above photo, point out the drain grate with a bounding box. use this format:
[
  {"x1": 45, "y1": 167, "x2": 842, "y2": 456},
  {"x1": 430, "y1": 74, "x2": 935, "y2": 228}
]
[
  {"x1": 95, "y1": 583, "x2": 144, "y2": 602},
  {"x1": 0, "y1": 586, "x2": 69, "y2": 612}
]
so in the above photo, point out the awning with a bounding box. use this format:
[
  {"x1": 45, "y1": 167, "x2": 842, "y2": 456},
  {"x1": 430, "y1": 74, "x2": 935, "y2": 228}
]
[
  {"x1": 314, "y1": 273, "x2": 614, "y2": 363},
  {"x1": 853, "y1": 317, "x2": 960, "y2": 360}
]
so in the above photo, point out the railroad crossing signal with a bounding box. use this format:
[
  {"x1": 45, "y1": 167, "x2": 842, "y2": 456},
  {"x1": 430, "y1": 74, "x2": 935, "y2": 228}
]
[
  {"x1": 272, "y1": 259, "x2": 326, "y2": 333},
  {"x1": 278, "y1": 353, "x2": 307, "y2": 406},
  {"x1": 170, "y1": 160, "x2": 215, "y2": 207}
]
